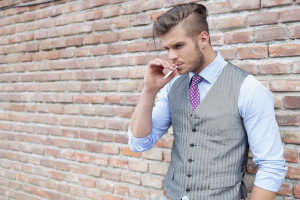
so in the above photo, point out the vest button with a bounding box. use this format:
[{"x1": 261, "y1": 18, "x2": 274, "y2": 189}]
[
  {"x1": 187, "y1": 174, "x2": 192, "y2": 178},
  {"x1": 190, "y1": 143, "x2": 195, "y2": 147},
  {"x1": 192, "y1": 129, "x2": 196, "y2": 132},
  {"x1": 186, "y1": 188, "x2": 191, "y2": 193},
  {"x1": 188, "y1": 159, "x2": 192, "y2": 163}
]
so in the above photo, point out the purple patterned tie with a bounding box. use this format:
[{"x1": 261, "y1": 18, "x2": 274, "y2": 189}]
[{"x1": 189, "y1": 75, "x2": 202, "y2": 110}]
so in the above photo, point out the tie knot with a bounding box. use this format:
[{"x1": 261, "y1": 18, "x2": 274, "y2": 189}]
[{"x1": 191, "y1": 75, "x2": 202, "y2": 86}]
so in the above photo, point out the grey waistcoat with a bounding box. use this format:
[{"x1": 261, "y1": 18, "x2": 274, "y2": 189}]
[{"x1": 164, "y1": 63, "x2": 250, "y2": 200}]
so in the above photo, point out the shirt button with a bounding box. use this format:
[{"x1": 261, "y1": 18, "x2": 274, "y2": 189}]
[
  {"x1": 188, "y1": 159, "x2": 192, "y2": 163},
  {"x1": 190, "y1": 143, "x2": 195, "y2": 147},
  {"x1": 187, "y1": 174, "x2": 192, "y2": 178},
  {"x1": 186, "y1": 188, "x2": 191, "y2": 193},
  {"x1": 192, "y1": 129, "x2": 196, "y2": 132}
]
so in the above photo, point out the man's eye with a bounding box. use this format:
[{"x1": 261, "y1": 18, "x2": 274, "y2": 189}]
[{"x1": 175, "y1": 44, "x2": 182, "y2": 48}]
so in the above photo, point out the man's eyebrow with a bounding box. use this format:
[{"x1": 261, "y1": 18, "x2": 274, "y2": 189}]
[{"x1": 163, "y1": 42, "x2": 185, "y2": 49}]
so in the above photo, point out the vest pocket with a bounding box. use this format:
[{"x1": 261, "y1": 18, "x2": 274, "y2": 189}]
[{"x1": 209, "y1": 174, "x2": 242, "y2": 189}]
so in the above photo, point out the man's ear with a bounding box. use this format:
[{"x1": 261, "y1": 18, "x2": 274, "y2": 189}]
[{"x1": 197, "y1": 31, "x2": 210, "y2": 49}]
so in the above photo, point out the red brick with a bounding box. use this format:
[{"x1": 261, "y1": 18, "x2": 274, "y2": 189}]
[
  {"x1": 269, "y1": 44, "x2": 300, "y2": 57},
  {"x1": 210, "y1": 33, "x2": 224, "y2": 46},
  {"x1": 50, "y1": 170, "x2": 63, "y2": 181},
  {"x1": 91, "y1": 46, "x2": 107, "y2": 55},
  {"x1": 85, "y1": 142, "x2": 102, "y2": 153},
  {"x1": 80, "y1": 177, "x2": 96, "y2": 188},
  {"x1": 102, "y1": 6, "x2": 120, "y2": 18},
  {"x1": 237, "y1": 46, "x2": 267, "y2": 59},
  {"x1": 120, "y1": 1, "x2": 140, "y2": 15},
  {"x1": 131, "y1": 13, "x2": 151, "y2": 26},
  {"x1": 141, "y1": 149, "x2": 163, "y2": 161},
  {"x1": 93, "y1": 20, "x2": 112, "y2": 31},
  {"x1": 283, "y1": 148, "x2": 298, "y2": 163},
  {"x1": 277, "y1": 184, "x2": 292, "y2": 196},
  {"x1": 83, "y1": 35, "x2": 100, "y2": 45},
  {"x1": 141, "y1": 175, "x2": 163, "y2": 189},
  {"x1": 206, "y1": 2, "x2": 227, "y2": 15},
  {"x1": 121, "y1": 171, "x2": 141, "y2": 185},
  {"x1": 112, "y1": 17, "x2": 131, "y2": 28},
  {"x1": 283, "y1": 96, "x2": 300, "y2": 109},
  {"x1": 75, "y1": 152, "x2": 91, "y2": 163},
  {"x1": 110, "y1": 69, "x2": 128, "y2": 79},
  {"x1": 34, "y1": 30, "x2": 48, "y2": 40},
  {"x1": 53, "y1": 38, "x2": 67, "y2": 48},
  {"x1": 216, "y1": 16, "x2": 246, "y2": 29},
  {"x1": 247, "y1": 12, "x2": 278, "y2": 26},
  {"x1": 113, "y1": 107, "x2": 134, "y2": 118},
  {"x1": 293, "y1": 61, "x2": 300, "y2": 73},
  {"x1": 92, "y1": 155, "x2": 108, "y2": 166},
  {"x1": 280, "y1": 9, "x2": 300, "y2": 23},
  {"x1": 142, "y1": 0, "x2": 162, "y2": 11},
  {"x1": 101, "y1": 32, "x2": 119, "y2": 43},
  {"x1": 86, "y1": 10, "x2": 101, "y2": 21},
  {"x1": 149, "y1": 162, "x2": 169, "y2": 175},
  {"x1": 128, "y1": 186, "x2": 150, "y2": 199},
  {"x1": 289, "y1": 25, "x2": 300, "y2": 39},
  {"x1": 255, "y1": 27, "x2": 286, "y2": 42},
  {"x1": 103, "y1": 194, "x2": 122, "y2": 200},
  {"x1": 101, "y1": 168, "x2": 121, "y2": 181},
  {"x1": 121, "y1": 147, "x2": 141, "y2": 158},
  {"x1": 270, "y1": 80, "x2": 300, "y2": 92},
  {"x1": 118, "y1": 81, "x2": 137, "y2": 92},
  {"x1": 109, "y1": 157, "x2": 128, "y2": 168},
  {"x1": 229, "y1": 0, "x2": 260, "y2": 11},
  {"x1": 114, "y1": 133, "x2": 128, "y2": 144},
  {"x1": 120, "y1": 30, "x2": 140, "y2": 41},
  {"x1": 294, "y1": 185, "x2": 300, "y2": 198},
  {"x1": 235, "y1": 63, "x2": 257, "y2": 74},
  {"x1": 128, "y1": 160, "x2": 148, "y2": 172},
  {"x1": 275, "y1": 113, "x2": 300, "y2": 126},
  {"x1": 262, "y1": 0, "x2": 293, "y2": 7},
  {"x1": 97, "y1": 132, "x2": 113, "y2": 142},
  {"x1": 108, "y1": 44, "x2": 126, "y2": 54},
  {"x1": 90, "y1": 0, "x2": 110, "y2": 7},
  {"x1": 67, "y1": 37, "x2": 83, "y2": 46},
  {"x1": 218, "y1": 48, "x2": 235, "y2": 60},
  {"x1": 286, "y1": 166, "x2": 300, "y2": 179},
  {"x1": 114, "y1": 184, "x2": 129, "y2": 195},
  {"x1": 225, "y1": 31, "x2": 253, "y2": 44},
  {"x1": 258, "y1": 63, "x2": 291, "y2": 74},
  {"x1": 100, "y1": 81, "x2": 117, "y2": 91},
  {"x1": 127, "y1": 42, "x2": 148, "y2": 53},
  {"x1": 102, "y1": 144, "x2": 119, "y2": 155}
]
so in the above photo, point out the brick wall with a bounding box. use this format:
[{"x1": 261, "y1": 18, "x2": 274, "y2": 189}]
[{"x1": 0, "y1": 0, "x2": 299, "y2": 199}]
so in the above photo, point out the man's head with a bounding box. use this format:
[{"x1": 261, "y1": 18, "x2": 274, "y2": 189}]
[
  {"x1": 153, "y1": 3, "x2": 209, "y2": 41},
  {"x1": 153, "y1": 3, "x2": 213, "y2": 75}
]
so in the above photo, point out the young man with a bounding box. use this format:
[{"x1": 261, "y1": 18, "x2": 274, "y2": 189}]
[{"x1": 128, "y1": 3, "x2": 286, "y2": 200}]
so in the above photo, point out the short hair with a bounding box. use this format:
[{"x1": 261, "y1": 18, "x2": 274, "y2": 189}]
[{"x1": 153, "y1": 3, "x2": 209, "y2": 38}]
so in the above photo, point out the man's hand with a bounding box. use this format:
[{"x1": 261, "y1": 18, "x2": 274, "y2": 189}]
[{"x1": 143, "y1": 58, "x2": 177, "y2": 93}]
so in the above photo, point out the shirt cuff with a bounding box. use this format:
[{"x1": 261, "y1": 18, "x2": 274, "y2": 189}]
[
  {"x1": 128, "y1": 127, "x2": 154, "y2": 152},
  {"x1": 254, "y1": 166, "x2": 287, "y2": 192}
]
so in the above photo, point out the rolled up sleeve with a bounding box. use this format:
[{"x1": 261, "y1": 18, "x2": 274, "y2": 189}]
[{"x1": 239, "y1": 75, "x2": 287, "y2": 192}]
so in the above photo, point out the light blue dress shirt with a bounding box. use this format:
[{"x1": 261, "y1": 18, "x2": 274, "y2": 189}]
[{"x1": 128, "y1": 51, "x2": 287, "y2": 192}]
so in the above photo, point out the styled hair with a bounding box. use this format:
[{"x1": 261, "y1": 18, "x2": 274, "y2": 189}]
[{"x1": 153, "y1": 3, "x2": 209, "y2": 38}]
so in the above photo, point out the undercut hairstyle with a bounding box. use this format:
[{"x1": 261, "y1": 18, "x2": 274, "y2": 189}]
[{"x1": 153, "y1": 3, "x2": 209, "y2": 39}]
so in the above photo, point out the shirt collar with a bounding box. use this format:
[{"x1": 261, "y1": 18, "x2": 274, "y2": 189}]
[{"x1": 189, "y1": 51, "x2": 227, "y2": 84}]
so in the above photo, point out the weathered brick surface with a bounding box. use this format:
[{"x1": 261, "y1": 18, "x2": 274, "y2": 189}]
[{"x1": 0, "y1": 0, "x2": 299, "y2": 199}]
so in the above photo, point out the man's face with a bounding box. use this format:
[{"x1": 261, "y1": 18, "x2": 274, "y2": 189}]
[{"x1": 160, "y1": 23, "x2": 204, "y2": 75}]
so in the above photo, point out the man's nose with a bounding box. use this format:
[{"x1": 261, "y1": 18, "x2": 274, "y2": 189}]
[{"x1": 168, "y1": 49, "x2": 178, "y2": 61}]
